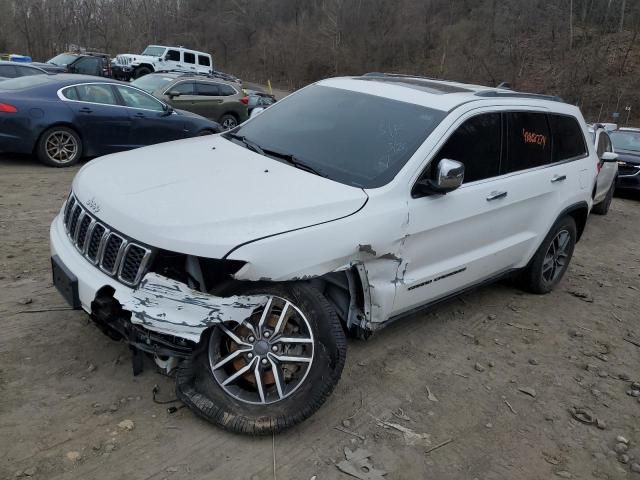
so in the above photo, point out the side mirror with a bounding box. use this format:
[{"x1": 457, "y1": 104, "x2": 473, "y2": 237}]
[
  {"x1": 601, "y1": 151, "x2": 618, "y2": 162},
  {"x1": 167, "y1": 90, "x2": 181, "y2": 98},
  {"x1": 162, "y1": 104, "x2": 174, "y2": 116},
  {"x1": 413, "y1": 158, "x2": 465, "y2": 197}
]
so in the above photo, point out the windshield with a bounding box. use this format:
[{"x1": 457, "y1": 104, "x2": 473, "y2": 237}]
[
  {"x1": 142, "y1": 46, "x2": 166, "y2": 57},
  {"x1": 132, "y1": 75, "x2": 175, "y2": 93},
  {"x1": 231, "y1": 85, "x2": 446, "y2": 188},
  {"x1": 47, "y1": 53, "x2": 78, "y2": 66},
  {"x1": 610, "y1": 130, "x2": 640, "y2": 152}
]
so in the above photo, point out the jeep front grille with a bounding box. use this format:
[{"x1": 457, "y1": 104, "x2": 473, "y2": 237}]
[{"x1": 63, "y1": 194, "x2": 153, "y2": 286}]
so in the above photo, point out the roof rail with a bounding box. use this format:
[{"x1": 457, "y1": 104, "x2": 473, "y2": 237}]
[
  {"x1": 361, "y1": 72, "x2": 441, "y2": 81},
  {"x1": 474, "y1": 90, "x2": 564, "y2": 102}
]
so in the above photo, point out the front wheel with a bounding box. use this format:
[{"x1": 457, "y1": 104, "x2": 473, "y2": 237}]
[
  {"x1": 176, "y1": 283, "x2": 347, "y2": 435},
  {"x1": 518, "y1": 216, "x2": 577, "y2": 294},
  {"x1": 133, "y1": 66, "x2": 152, "y2": 79}
]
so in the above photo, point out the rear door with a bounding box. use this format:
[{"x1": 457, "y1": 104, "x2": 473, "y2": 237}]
[
  {"x1": 182, "y1": 51, "x2": 197, "y2": 73},
  {"x1": 192, "y1": 81, "x2": 224, "y2": 121},
  {"x1": 114, "y1": 84, "x2": 186, "y2": 146},
  {"x1": 61, "y1": 83, "x2": 132, "y2": 155}
]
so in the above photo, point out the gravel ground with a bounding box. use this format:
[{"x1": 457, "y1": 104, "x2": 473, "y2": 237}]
[{"x1": 1, "y1": 153, "x2": 639, "y2": 480}]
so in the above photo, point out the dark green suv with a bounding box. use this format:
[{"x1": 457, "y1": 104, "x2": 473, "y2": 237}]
[{"x1": 132, "y1": 73, "x2": 248, "y2": 129}]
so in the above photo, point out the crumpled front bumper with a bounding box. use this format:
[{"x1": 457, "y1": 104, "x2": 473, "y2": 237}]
[{"x1": 50, "y1": 213, "x2": 268, "y2": 345}]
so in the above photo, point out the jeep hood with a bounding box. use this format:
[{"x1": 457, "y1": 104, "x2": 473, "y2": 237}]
[{"x1": 72, "y1": 136, "x2": 368, "y2": 258}]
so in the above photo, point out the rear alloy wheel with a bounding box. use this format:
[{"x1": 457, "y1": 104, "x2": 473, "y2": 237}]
[
  {"x1": 519, "y1": 216, "x2": 577, "y2": 294},
  {"x1": 219, "y1": 114, "x2": 238, "y2": 131},
  {"x1": 592, "y1": 181, "x2": 615, "y2": 215},
  {"x1": 36, "y1": 126, "x2": 82, "y2": 167},
  {"x1": 176, "y1": 283, "x2": 347, "y2": 434}
]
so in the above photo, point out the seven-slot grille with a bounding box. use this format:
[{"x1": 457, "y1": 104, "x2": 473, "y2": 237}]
[{"x1": 63, "y1": 194, "x2": 152, "y2": 286}]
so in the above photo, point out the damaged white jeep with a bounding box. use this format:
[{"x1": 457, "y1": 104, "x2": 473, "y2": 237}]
[{"x1": 51, "y1": 73, "x2": 597, "y2": 434}]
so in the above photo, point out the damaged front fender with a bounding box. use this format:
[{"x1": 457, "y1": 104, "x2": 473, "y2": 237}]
[{"x1": 120, "y1": 273, "x2": 269, "y2": 343}]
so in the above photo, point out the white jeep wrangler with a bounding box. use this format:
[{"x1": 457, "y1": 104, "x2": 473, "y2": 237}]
[
  {"x1": 112, "y1": 45, "x2": 213, "y2": 80},
  {"x1": 51, "y1": 74, "x2": 597, "y2": 434}
]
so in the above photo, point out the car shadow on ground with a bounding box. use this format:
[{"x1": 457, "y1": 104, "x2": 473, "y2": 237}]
[{"x1": 615, "y1": 189, "x2": 640, "y2": 201}]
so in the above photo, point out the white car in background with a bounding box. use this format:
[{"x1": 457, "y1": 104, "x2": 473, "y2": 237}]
[
  {"x1": 589, "y1": 124, "x2": 619, "y2": 215},
  {"x1": 112, "y1": 45, "x2": 213, "y2": 80},
  {"x1": 51, "y1": 74, "x2": 598, "y2": 434}
]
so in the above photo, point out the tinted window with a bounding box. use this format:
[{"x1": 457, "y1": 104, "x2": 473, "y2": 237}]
[
  {"x1": 610, "y1": 130, "x2": 640, "y2": 153},
  {"x1": 549, "y1": 114, "x2": 586, "y2": 161},
  {"x1": 184, "y1": 52, "x2": 196, "y2": 64},
  {"x1": 232, "y1": 85, "x2": 446, "y2": 188},
  {"x1": 74, "y1": 84, "x2": 118, "y2": 105},
  {"x1": 219, "y1": 84, "x2": 236, "y2": 96},
  {"x1": 166, "y1": 50, "x2": 180, "y2": 61},
  {"x1": 47, "y1": 53, "x2": 79, "y2": 66},
  {"x1": 0, "y1": 65, "x2": 17, "y2": 78},
  {"x1": 115, "y1": 86, "x2": 164, "y2": 111},
  {"x1": 16, "y1": 66, "x2": 42, "y2": 76},
  {"x1": 62, "y1": 86, "x2": 79, "y2": 100},
  {"x1": 198, "y1": 55, "x2": 211, "y2": 67},
  {"x1": 432, "y1": 113, "x2": 501, "y2": 183},
  {"x1": 170, "y1": 81, "x2": 195, "y2": 95},
  {"x1": 73, "y1": 57, "x2": 101, "y2": 76},
  {"x1": 504, "y1": 112, "x2": 551, "y2": 173},
  {"x1": 197, "y1": 82, "x2": 220, "y2": 96}
]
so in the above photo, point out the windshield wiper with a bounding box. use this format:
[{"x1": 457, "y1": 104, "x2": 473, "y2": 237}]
[
  {"x1": 262, "y1": 148, "x2": 328, "y2": 178},
  {"x1": 223, "y1": 132, "x2": 265, "y2": 156}
]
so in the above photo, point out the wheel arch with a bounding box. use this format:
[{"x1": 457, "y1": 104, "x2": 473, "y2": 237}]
[
  {"x1": 33, "y1": 122, "x2": 85, "y2": 155},
  {"x1": 559, "y1": 201, "x2": 589, "y2": 242}
]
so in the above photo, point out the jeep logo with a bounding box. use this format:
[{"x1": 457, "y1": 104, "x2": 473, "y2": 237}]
[{"x1": 85, "y1": 197, "x2": 101, "y2": 214}]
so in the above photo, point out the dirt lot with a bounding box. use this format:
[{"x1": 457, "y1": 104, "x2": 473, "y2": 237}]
[{"x1": 1, "y1": 153, "x2": 639, "y2": 480}]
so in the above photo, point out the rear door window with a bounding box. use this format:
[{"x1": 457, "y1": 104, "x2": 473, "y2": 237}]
[
  {"x1": 503, "y1": 112, "x2": 552, "y2": 173},
  {"x1": 74, "y1": 84, "x2": 119, "y2": 105},
  {"x1": 196, "y1": 82, "x2": 220, "y2": 96},
  {"x1": 548, "y1": 114, "x2": 587, "y2": 161},
  {"x1": 432, "y1": 113, "x2": 502, "y2": 183},
  {"x1": 184, "y1": 52, "x2": 196, "y2": 64}
]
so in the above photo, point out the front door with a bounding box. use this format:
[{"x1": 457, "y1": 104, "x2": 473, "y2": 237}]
[
  {"x1": 114, "y1": 85, "x2": 186, "y2": 147},
  {"x1": 62, "y1": 83, "x2": 132, "y2": 155}
]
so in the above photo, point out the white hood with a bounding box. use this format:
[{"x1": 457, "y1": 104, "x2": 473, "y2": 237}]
[{"x1": 72, "y1": 136, "x2": 368, "y2": 258}]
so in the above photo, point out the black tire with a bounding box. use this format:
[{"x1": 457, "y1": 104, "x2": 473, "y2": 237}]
[
  {"x1": 218, "y1": 114, "x2": 238, "y2": 130},
  {"x1": 36, "y1": 126, "x2": 82, "y2": 167},
  {"x1": 518, "y1": 216, "x2": 577, "y2": 294},
  {"x1": 592, "y1": 181, "x2": 615, "y2": 215},
  {"x1": 176, "y1": 283, "x2": 347, "y2": 435},
  {"x1": 133, "y1": 66, "x2": 152, "y2": 79}
]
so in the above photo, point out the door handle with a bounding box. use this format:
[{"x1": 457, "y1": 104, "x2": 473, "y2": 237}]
[
  {"x1": 551, "y1": 174, "x2": 567, "y2": 183},
  {"x1": 79, "y1": 107, "x2": 93, "y2": 113},
  {"x1": 486, "y1": 190, "x2": 508, "y2": 201},
  {"x1": 133, "y1": 112, "x2": 145, "y2": 118}
]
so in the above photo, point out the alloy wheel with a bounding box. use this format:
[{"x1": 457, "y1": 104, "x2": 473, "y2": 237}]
[
  {"x1": 542, "y1": 229, "x2": 570, "y2": 283},
  {"x1": 221, "y1": 117, "x2": 237, "y2": 130},
  {"x1": 208, "y1": 296, "x2": 314, "y2": 405},
  {"x1": 45, "y1": 131, "x2": 78, "y2": 164}
]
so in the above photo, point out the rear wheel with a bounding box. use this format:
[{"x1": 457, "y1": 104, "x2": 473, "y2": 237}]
[
  {"x1": 36, "y1": 126, "x2": 82, "y2": 167},
  {"x1": 518, "y1": 216, "x2": 577, "y2": 294},
  {"x1": 218, "y1": 114, "x2": 238, "y2": 130},
  {"x1": 176, "y1": 283, "x2": 346, "y2": 435},
  {"x1": 592, "y1": 181, "x2": 615, "y2": 215}
]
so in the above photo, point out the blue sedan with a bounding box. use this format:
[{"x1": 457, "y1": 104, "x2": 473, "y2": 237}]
[{"x1": 0, "y1": 74, "x2": 221, "y2": 166}]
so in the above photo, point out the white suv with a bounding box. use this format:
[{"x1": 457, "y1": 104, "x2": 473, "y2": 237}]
[
  {"x1": 112, "y1": 45, "x2": 213, "y2": 80},
  {"x1": 50, "y1": 74, "x2": 597, "y2": 434}
]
